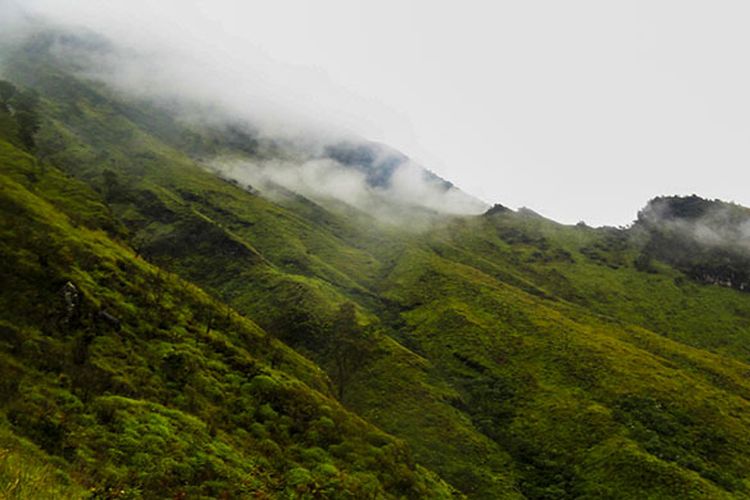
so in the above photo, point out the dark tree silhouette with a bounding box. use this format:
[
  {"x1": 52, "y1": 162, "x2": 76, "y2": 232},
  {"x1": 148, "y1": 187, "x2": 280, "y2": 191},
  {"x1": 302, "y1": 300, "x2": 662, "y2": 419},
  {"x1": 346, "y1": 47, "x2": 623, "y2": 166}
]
[
  {"x1": 327, "y1": 302, "x2": 373, "y2": 401},
  {"x1": 0, "y1": 80, "x2": 17, "y2": 110}
]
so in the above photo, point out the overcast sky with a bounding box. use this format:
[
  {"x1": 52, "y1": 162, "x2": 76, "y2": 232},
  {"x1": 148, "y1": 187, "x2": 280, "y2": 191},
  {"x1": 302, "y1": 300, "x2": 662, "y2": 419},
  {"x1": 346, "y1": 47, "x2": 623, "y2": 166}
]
[{"x1": 8, "y1": 0, "x2": 750, "y2": 226}]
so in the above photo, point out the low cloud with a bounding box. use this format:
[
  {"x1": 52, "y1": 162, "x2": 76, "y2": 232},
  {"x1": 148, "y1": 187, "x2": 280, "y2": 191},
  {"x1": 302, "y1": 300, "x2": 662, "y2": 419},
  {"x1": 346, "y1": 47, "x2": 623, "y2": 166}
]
[
  {"x1": 210, "y1": 154, "x2": 488, "y2": 225},
  {"x1": 0, "y1": 2, "x2": 489, "y2": 224},
  {"x1": 639, "y1": 196, "x2": 750, "y2": 252},
  {"x1": 0, "y1": 0, "x2": 400, "y2": 144}
]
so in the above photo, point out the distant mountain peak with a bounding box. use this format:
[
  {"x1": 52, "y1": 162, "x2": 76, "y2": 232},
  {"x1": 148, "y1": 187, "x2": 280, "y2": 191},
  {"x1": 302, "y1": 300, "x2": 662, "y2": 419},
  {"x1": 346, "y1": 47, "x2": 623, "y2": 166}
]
[{"x1": 483, "y1": 203, "x2": 512, "y2": 216}]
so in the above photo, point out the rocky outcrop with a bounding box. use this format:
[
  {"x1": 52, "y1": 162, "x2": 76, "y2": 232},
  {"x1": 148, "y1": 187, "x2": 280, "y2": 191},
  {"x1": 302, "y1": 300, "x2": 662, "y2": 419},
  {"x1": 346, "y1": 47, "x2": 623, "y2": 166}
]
[{"x1": 60, "y1": 281, "x2": 79, "y2": 328}]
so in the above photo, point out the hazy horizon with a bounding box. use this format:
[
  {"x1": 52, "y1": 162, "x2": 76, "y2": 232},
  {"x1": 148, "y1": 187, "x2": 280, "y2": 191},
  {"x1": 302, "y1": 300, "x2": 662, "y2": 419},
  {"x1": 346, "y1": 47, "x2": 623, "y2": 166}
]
[{"x1": 3, "y1": 0, "x2": 750, "y2": 226}]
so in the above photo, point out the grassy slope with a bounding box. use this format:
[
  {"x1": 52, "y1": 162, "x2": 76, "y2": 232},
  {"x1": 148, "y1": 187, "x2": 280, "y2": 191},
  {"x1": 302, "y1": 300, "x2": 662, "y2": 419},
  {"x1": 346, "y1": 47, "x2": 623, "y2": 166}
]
[
  {"x1": 5, "y1": 41, "x2": 750, "y2": 498},
  {"x1": 6, "y1": 56, "x2": 521, "y2": 498},
  {"x1": 379, "y1": 238, "x2": 750, "y2": 498},
  {"x1": 437, "y1": 213, "x2": 750, "y2": 361},
  {"x1": 0, "y1": 424, "x2": 88, "y2": 498},
  {"x1": 0, "y1": 121, "x2": 454, "y2": 497}
]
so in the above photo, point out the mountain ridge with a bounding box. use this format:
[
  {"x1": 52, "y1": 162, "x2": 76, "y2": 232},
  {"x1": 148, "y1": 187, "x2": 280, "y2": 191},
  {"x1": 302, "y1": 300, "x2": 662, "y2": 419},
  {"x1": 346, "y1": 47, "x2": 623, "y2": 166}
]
[{"x1": 2, "y1": 28, "x2": 750, "y2": 499}]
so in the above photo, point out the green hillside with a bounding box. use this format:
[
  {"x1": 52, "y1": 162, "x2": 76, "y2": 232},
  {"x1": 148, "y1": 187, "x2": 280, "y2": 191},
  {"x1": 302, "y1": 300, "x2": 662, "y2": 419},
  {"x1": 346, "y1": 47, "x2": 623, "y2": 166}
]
[
  {"x1": 2, "y1": 32, "x2": 750, "y2": 499},
  {"x1": 0, "y1": 81, "x2": 453, "y2": 497}
]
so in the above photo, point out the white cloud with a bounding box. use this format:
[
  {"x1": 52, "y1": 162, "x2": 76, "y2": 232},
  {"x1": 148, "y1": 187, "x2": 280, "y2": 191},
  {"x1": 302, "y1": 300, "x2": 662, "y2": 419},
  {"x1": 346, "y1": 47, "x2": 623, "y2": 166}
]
[
  {"x1": 210, "y1": 154, "x2": 487, "y2": 225},
  {"x1": 3, "y1": 0, "x2": 750, "y2": 225}
]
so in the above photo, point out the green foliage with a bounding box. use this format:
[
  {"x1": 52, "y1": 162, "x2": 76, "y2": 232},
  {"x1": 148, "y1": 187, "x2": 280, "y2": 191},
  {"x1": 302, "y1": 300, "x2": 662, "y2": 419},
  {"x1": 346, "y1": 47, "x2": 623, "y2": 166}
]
[
  {"x1": 0, "y1": 79, "x2": 40, "y2": 150},
  {"x1": 326, "y1": 303, "x2": 376, "y2": 400},
  {"x1": 0, "y1": 133, "x2": 454, "y2": 497},
  {"x1": 4, "y1": 37, "x2": 750, "y2": 499},
  {"x1": 0, "y1": 425, "x2": 87, "y2": 499},
  {"x1": 635, "y1": 196, "x2": 750, "y2": 294}
]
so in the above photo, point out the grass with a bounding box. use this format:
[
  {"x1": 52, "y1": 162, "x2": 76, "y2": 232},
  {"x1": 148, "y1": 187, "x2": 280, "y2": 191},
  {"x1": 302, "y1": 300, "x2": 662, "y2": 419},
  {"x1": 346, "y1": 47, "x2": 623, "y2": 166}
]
[
  {"x1": 3, "y1": 35, "x2": 750, "y2": 498},
  {"x1": 0, "y1": 425, "x2": 87, "y2": 499},
  {"x1": 0, "y1": 128, "x2": 455, "y2": 497}
]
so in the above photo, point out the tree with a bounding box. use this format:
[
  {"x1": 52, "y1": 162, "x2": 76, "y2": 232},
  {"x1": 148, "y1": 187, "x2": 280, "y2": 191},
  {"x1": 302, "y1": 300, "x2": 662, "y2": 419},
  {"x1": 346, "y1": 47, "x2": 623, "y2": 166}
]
[
  {"x1": 327, "y1": 302, "x2": 373, "y2": 401},
  {"x1": 13, "y1": 89, "x2": 40, "y2": 150},
  {"x1": 0, "y1": 80, "x2": 17, "y2": 110},
  {"x1": 102, "y1": 169, "x2": 121, "y2": 203}
]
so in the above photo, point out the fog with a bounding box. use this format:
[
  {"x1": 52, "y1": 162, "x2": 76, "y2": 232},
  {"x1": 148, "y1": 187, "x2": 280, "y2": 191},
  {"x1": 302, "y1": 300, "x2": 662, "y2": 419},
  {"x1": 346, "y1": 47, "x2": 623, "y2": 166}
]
[
  {"x1": 639, "y1": 197, "x2": 750, "y2": 252},
  {"x1": 0, "y1": 1, "x2": 375, "y2": 142},
  {"x1": 3, "y1": 0, "x2": 750, "y2": 226},
  {"x1": 211, "y1": 155, "x2": 487, "y2": 223},
  {"x1": 0, "y1": 1, "x2": 490, "y2": 221}
]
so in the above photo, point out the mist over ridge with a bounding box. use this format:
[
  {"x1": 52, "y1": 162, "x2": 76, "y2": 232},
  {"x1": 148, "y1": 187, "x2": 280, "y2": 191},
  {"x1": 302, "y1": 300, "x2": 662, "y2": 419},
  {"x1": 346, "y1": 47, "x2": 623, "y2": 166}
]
[
  {"x1": 210, "y1": 141, "x2": 489, "y2": 224},
  {"x1": 0, "y1": 8, "x2": 489, "y2": 222},
  {"x1": 5, "y1": 4, "x2": 750, "y2": 498},
  {"x1": 3, "y1": 0, "x2": 749, "y2": 227}
]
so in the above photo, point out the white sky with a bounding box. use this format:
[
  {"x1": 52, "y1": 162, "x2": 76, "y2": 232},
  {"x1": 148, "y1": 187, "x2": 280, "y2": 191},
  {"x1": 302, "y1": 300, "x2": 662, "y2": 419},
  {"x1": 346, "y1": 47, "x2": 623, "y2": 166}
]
[{"x1": 11, "y1": 0, "x2": 750, "y2": 226}]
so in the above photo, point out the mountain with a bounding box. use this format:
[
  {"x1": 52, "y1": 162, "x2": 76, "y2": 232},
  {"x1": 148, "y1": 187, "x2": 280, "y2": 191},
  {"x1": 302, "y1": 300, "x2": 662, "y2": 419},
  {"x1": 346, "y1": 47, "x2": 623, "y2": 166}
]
[
  {"x1": 0, "y1": 76, "x2": 454, "y2": 498},
  {"x1": 2, "y1": 29, "x2": 750, "y2": 499}
]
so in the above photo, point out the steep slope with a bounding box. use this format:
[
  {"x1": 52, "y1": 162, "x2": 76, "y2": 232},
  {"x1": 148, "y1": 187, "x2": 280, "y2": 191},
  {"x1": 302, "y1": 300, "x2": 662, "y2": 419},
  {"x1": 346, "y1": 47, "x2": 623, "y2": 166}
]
[
  {"x1": 3, "y1": 38, "x2": 522, "y2": 499},
  {"x1": 439, "y1": 210, "x2": 750, "y2": 362},
  {"x1": 377, "y1": 223, "x2": 750, "y2": 497},
  {"x1": 4, "y1": 29, "x2": 750, "y2": 499},
  {"x1": 0, "y1": 98, "x2": 453, "y2": 497}
]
